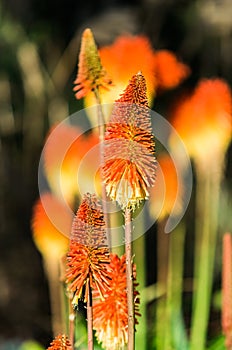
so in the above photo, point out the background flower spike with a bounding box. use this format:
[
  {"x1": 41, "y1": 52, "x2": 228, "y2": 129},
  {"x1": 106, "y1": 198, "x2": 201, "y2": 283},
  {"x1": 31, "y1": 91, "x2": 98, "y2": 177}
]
[{"x1": 73, "y1": 28, "x2": 112, "y2": 100}]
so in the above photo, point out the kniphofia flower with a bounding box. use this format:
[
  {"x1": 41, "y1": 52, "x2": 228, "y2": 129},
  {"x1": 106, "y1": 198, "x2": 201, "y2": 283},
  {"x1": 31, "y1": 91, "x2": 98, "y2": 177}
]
[
  {"x1": 47, "y1": 334, "x2": 72, "y2": 350},
  {"x1": 73, "y1": 28, "x2": 112, "y2": 99},
  {"x1": 149, "y1": 153, "x2": 183, "y2": 220},
  {"x1": 170, "y1": 78, "x2": 232, "y2": 168},
  {"x1": 84, "y1": 34, "x2": 190, "y2": 112},
  {"x1": 103, "y1": 72, "x2": 156, "y2": 210},
  {"x1": 222, "y1": 233, "x2": 232, "y2": 349},
  {"x1": 43, "y1": 123, "x2": 99, "y2": 206},
  {"x1": 154, "y1": 50, "x2": 190, "y2": 90},
  {"x1": 32, "y1": 193, "x2": 73, "y2": 335},
  {"x1": 93, "y1": 253, "x2": 140, "y2": 350},
  {"x1": 66, "y1": 193, "x2": 110, "y2": 304},
  {"x1": 31, "y1": 193, "x2": 72, "y2": 258}
]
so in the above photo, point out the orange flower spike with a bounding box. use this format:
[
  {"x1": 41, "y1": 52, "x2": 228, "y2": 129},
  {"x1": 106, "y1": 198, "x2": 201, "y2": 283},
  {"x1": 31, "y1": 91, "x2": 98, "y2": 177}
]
[
  {"x1": 222, "y1": 233, "x2": 232, "y2": 349},
  {"x1": 43, "y1": 124, "x2": 82, "y2": 205},
  {"x1": 43, "y1": 124, "x2": 100, "y2": 205},
  {"x1": 100, "y1": 35, "x2": 157, "y2": 97},
  {"x1": 66, "y1": 193, "x2": 111, "y2": 304},
  {"x1": 103, "y1": 72, "x2": 156, "y2": 210},
  {"x1": 171, "y1": 78, "x2": 232, "y2": 165},
  {"x1": 84, "y1": 34, "x2": 190, "y2": 114},
  {"x1": 31, "y1": 193, "x2": 72, "y2": 259},
  {"x1": 149, "y1": 153, "x2": 183, "y2": 220},
  {"x1": 47, "y1": 334, "x2": 72, "y2": 350},
  {"x1": 154, "y1": 50, "x2": 190, "y2": 90},
  {"x1": 84, "y1": 35, "x2": 157, "y2": 110},
  {"x1": 73, "y1": 28, "x2": 112, "y2": 99},
  {"x1": 93, "y1": 253, "x2": 140, "y2": 350}
]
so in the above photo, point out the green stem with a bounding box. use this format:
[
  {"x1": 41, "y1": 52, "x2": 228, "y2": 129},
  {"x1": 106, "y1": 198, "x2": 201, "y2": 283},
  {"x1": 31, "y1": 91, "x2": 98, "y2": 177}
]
[
  {"x1": 156, "y1": 218, "x2": 169, "y2": 350},
  {"x1": 44, "y1": 255, "x2": 66, "y2": 336},
  {"x1": 133, "y1": 214, "x2": 147, "y2": 350},
  {"x1": 93, "y1": 88, "x2": 111, "y2": 248},
  {"x1": 125, "y1": 208, "x2": 135, "y2": 350},
  {"x1": 190, "y1": 160, "x2": 222, "y2": 350},
  {"x1": 87, "y1": 280, "x2": 94, "y2": 350},
  {"x1": 68, "y1": 298, "x2": 75, "y2": 349},
  {"x1": 164, "y1": 221, "x2": 187, "y2": 350},
  {"x1": 192, "y1": 173, "x2": 205, "y2": 306}
]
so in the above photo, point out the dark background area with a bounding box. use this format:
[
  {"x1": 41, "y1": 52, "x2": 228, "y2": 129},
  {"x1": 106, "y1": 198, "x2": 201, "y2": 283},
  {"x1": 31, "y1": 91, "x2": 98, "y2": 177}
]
[{"x1": 0, "y1": 0, "x2": 232, "y2": 348}]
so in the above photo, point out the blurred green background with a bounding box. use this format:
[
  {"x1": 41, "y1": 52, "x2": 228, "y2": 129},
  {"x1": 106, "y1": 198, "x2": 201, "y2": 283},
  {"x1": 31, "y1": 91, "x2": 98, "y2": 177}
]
[{"x1": 0, "y1": 0, "x2": 232, "y2": 348}]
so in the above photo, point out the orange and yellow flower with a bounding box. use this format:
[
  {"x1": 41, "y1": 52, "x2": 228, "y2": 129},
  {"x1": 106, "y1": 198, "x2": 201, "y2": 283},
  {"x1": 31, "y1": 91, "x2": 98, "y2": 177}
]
[
  {"x1": 84, "y1": 33, "x2": 190, "y2": 115},
  {"x1": 47, "y1": 334, "x2": 72, "y2": 350},
  {"x1": 31, "y1": 193, "x2": 72, "y2": 259},
  {"x1": 154, "y1": 50, "x2": 190, "y2": 90},
  {"x1": 66, "y1": 193, "x2": 110, "y2": 304},
  {"x1": 149, "y1": 153, "x2": 183, "y2": 220},
  {"x1": 103, "y1": 72, "x2": 156, "y2": 210},
  {"x1": 93, "y1": 253, "x2": 140, "y2": 350},
  {"x1": 170, "y1": 78, "x2": 232, "y2": 166},
  {"x1": 43, "y1": 124, "x2": 100, "y2": 206},
  {"x1": 73, "y1": 28, "x2": 112, "y2": 99}
]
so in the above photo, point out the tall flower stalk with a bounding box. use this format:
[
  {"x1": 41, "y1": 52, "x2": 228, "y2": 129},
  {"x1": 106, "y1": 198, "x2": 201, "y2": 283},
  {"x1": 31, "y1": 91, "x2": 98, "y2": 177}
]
[
  {"x1": 73, "y1": 28, "x2": 112, "y2": 244},
  {"x1": 171, "y1": 78, "x2": 232, "y2": 350},
  {"x1": 148, "y1": 153, "x2": 186, "y2": 350},
  {"x1": 31, "y1": 193, "x2": 72, "y2": 336},
  {"x1": 103, "y1": 72, "x2": 156, "y2": 349}
]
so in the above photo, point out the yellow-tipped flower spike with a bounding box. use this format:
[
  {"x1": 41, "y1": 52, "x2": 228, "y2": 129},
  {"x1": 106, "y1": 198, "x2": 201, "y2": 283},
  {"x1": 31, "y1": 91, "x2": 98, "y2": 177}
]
[
  {"x1": 73, "y1": 28, "x2": 112, "y2": 99},
  {"x1": 103, "y1": 72, "x2": 156, "y2": 211}
]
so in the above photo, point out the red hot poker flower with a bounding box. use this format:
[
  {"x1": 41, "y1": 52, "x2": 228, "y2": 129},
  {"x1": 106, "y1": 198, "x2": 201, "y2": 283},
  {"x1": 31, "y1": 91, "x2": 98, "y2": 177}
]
[
  {"x1": 47, "y1": 334, "x2": 72, "y2": 350},
  {"x1": 84, "y1": 34, "x2": 190, "y2": 115},
  {"x1": 31, "y1": 193, "x2": 72, "y2": 259},
  {"x1": 103, "y1": 72, "x2": 156, "y2": 210},
  {"x1": 73, "y1": 28, "x2": 112, "y2": 99},
  {"x1": 170, "y1": 78, "x2": 232, "y2": 166},
  {"x1": 66, "y1": 193, "x2": 111, "y2": 304},
  {"x1": 93, "y1": 253, "x2": 140, "y2": 350},
  {"x1": 149, "y1": 153, "x2": 183, "y2": 220},
  {"x1": 154, "y1": 50, "x2": 190, "y2": 90}
]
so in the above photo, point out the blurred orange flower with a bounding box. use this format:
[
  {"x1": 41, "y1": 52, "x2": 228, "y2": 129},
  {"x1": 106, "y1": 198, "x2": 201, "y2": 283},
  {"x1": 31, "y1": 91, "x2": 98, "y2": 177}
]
[
  {"x1": 73, "y1": 28, "x2": 112, "y2": 99},
  {"x1": 31, "y1": 193, "x2": 72, "y2": 259},
  {"x1": 170, "y1": 78, "x2": 232, "y2": 166},
  {"x1": 154, "y1": 50, "x2": 190, "y2": 90},
  {"x1": 47, "y1": 334, "x2": 72, "y2": 350},
  {"x1": 93, "y1": 253, "x2": 140, "y2": 350},
  {"x1": 103, "y1": 72, "x2": 156, "y2": 210},
  {"x1": 66, "y1": 193, "x2": 110, "y2": 304},
  {"x1": 84, "y1": 33, "x2": 190, "y2": 114},
  {"x1": 43, "y1": 124, "x2": 100, "y2": 206},
  {"x1": 149, "y1": 153, "x2": 183, "y2": 220}
]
